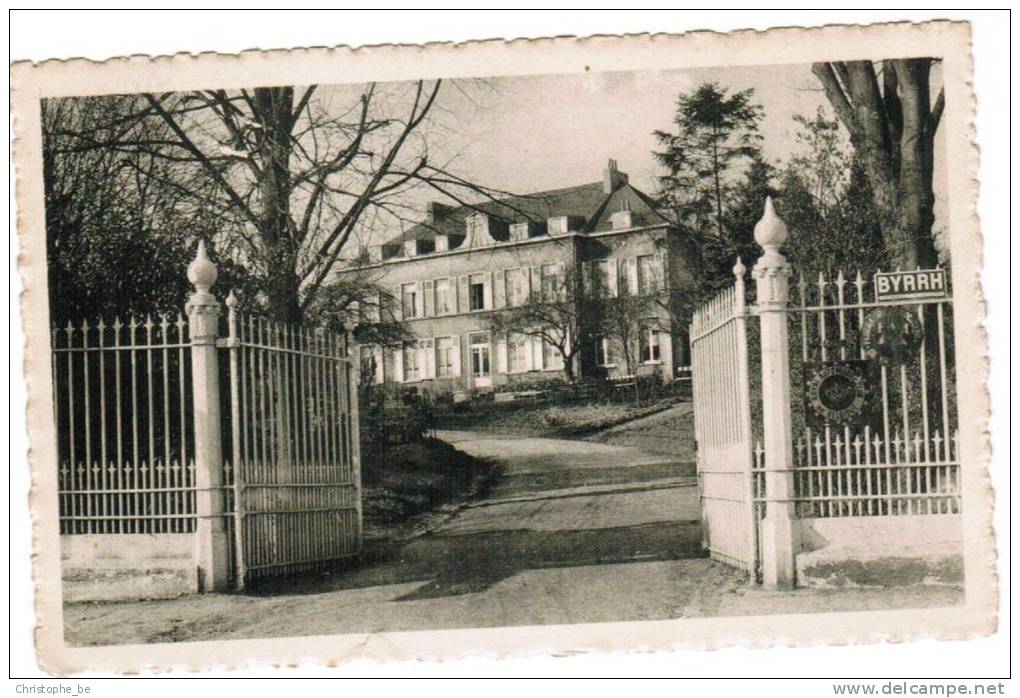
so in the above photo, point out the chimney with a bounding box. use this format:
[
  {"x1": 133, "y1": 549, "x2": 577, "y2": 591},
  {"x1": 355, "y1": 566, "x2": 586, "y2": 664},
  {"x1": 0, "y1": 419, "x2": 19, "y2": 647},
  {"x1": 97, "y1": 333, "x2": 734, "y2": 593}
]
[{"x1": 602, "y1": 159, "x2": 629, "y2": 194}]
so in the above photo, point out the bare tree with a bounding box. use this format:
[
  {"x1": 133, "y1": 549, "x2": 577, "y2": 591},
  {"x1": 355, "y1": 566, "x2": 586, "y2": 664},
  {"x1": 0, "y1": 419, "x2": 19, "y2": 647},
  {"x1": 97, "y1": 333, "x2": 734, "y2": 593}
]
[
  {"x1": 488, "y1": 266, "x2": 594, "y2": 382},
  {"x1": 42, "y1": 95, "x2": 246, "y2": 322},
  {"x1": 304, "y1": 255, "x2": 412, "y2": 347},
  {"x1": 69, "y1": 80, "x2": 519, "y2": 322},
  {"x1": 811, "y1": 59, "x2": 944, "y2": 269}
]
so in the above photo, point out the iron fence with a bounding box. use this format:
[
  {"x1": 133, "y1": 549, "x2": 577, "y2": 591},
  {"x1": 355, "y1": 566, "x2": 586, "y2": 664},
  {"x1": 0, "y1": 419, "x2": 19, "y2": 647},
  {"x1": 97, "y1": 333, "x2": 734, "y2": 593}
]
[{"x1": 52, "y1": 315, "x2": 196, "y2": 534}]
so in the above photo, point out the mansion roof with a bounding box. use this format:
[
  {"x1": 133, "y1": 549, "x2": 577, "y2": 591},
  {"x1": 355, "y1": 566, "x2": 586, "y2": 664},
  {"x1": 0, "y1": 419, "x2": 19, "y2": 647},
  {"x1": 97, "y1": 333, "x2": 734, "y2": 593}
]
[{"x1": 373, "y1": 160, "x2": 668, "y2": 262}]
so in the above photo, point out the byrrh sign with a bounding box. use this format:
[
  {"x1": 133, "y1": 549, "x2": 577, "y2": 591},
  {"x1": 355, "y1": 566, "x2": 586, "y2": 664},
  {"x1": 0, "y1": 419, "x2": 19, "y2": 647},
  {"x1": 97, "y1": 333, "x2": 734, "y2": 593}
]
[{"x1": 874, "y1": 269, "x2": 948, "y2": 302}]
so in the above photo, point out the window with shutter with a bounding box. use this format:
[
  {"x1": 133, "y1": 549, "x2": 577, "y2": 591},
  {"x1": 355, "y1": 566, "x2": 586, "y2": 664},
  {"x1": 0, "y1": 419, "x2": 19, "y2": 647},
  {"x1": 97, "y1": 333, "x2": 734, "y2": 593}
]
[
  {"x1": 507, "y1": 333, "x2": 529, "y2": 372},
  {"x1": 423, "y1": 280, "x2": 435, "y2": 317},
  {"x1": 434, "y1": 278, "x2": 453, "y2": 315},
  {"x1": 637, "y1": 255, "x2": 657, "y2": 294},
  {"x1": 493, "y1": 270, "x2": 505, "y2": 308},
  {"x1": 373, "y1": 346, "x2": 384, "y2": 383},
  {"x1": 626, "y1": 258, "x2": 639, "y2": 296},
  {"x1": 469, "y1": 274, "x2": 486, "y2": 311},
  {"x1": 436, "y1": 337, "x2": 455, "y2": 377}
]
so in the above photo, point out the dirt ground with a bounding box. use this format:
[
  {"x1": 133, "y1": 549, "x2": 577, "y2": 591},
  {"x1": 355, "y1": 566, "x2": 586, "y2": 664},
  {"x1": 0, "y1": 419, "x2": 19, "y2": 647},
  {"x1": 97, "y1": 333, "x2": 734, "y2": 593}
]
[{"x1": 63, "y1": 423, "x2": 962, "y2": 647}]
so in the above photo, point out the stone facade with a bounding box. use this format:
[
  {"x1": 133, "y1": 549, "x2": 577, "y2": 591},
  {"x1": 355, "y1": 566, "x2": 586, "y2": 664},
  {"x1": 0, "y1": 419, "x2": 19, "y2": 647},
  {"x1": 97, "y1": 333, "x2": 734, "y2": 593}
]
[{"x1": 342, "y1": 161, "x2": 693, "y2": 395}]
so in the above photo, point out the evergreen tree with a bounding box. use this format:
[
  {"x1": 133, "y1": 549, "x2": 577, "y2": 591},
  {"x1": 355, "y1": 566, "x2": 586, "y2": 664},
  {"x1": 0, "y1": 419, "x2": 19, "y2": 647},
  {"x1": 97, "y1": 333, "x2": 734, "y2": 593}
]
[{"x1": 653, "y1": 82, "x2": 764, "y2": 238}]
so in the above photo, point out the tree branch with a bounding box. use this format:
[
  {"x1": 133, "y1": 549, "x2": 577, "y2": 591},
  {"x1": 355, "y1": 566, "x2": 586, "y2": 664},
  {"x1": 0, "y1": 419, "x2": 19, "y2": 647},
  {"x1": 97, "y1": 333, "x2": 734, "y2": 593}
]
[{"x1": 143, "y1": 93, "x2": 262, "y2": 231}]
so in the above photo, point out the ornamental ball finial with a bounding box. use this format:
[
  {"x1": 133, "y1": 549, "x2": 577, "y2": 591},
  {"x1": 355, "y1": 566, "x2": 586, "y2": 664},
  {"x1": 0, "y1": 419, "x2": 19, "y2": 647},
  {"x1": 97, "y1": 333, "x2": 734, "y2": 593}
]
[
  {"x1": 733, "y1": 256, "x2": 746, "y2": 277},
  {"x1": 187, "y1": 239, "x2": 218, "y2": 292},
  {"x1": 753, "y1": 196, "x2": 788, "y2": 250},
  {"x1": 225, "y1": 289, "x2": 238, "y2": 308}
]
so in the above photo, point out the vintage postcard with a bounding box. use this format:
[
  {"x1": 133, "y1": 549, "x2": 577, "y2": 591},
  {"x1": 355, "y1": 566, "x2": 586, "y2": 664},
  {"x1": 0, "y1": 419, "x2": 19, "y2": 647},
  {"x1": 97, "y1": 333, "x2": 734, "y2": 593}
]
[{"x1": 11, "y1": 20, "x2": 996, "y2": 674}]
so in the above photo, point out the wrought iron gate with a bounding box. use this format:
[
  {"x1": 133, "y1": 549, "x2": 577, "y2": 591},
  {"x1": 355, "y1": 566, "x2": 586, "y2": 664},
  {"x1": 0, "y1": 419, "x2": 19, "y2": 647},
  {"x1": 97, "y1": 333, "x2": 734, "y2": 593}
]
[
  {"x1": 222, "y1": 295, "x2": 362, "y2": 588},
  {"x1": 785, "y1": 269, "x2": 959, "y2": 518},
  {"x1": 690, "y1": 200, "x2": 963, "y2": 588},
  {"x1": 690, "y1": 261, "x2": 760, "y2": 576},
  {"x1": 53, "y1": 242, "x2": 363, "y2": 592}
]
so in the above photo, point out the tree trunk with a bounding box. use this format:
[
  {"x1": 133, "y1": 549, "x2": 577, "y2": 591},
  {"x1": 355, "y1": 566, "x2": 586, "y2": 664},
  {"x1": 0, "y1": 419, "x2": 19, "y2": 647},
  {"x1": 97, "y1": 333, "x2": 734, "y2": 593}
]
[
  {"x1": 254, "y1": 87, "x2": 302, "y2": 322},
  {"x1": 712, "y1": 139, "x2": 724, "y2": 237},
  {"x1": 812, "y1": 59, "x2": 941, "y2": 270},
  {"x1": 888, "y1": 59, "x2": 939, "y2": 269},
  {"x1": 561, "y1": 353, "x2": 575, "y2": 383}
]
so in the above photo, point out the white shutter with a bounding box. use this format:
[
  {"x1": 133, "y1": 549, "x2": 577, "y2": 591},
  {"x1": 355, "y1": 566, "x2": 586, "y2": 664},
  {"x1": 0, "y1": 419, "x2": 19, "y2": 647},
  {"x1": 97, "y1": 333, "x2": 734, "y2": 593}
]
[
  {"x1": 654, "y1": 252, "x2": 666, "y2": 291},
  {"x1": 393, "y1": 346, "x2": 404, "y2": 382},
  {"x1": 373, "y1": 291, "x2": 384, "y2": 322},
  {"x1": 609, "y1": 259, "x2": 619, "y2": 297},
  {"x1": 373, "y1": 346, "x2": 384, "y2": 384},
  {"x1": 493, "y1": 270, "x2": 506, "y2": 308},
  {"x1": 626, "y1": 258, "x2": 639, "y2": 296},
  {"x1": 532, "y1": 334, "x2": 544, "y2": 370},
  {"x1": 484, "y1": 272, "x2": 493, "y2": 310},
  {"x1": 522, "y1": 267, "x2": 532, "y2": 301},
  {"x1": 531, "y1": 267, "x2": 542, "y2": 301},
  {"x1": 423, "y1": 280, "x2": 435, "y2": 317},
  {"x1": 451, "y1": 336, "x2": 462, "y2": 377},
  {"x1": 496, "y1": 334, "x2": 508, "y2": 374},
  {"x1": 415, "y1": 282, "x2": 425, "y2": 318},
  {"x1": 458, "y1": 275, "x2": 470, "y2": 312},
  {"x1": 420, "y1": 339, "x2": 435, "y2": 379},
  {"x1": 393, "y1": 285, "x2": 403, "y2": 320}
]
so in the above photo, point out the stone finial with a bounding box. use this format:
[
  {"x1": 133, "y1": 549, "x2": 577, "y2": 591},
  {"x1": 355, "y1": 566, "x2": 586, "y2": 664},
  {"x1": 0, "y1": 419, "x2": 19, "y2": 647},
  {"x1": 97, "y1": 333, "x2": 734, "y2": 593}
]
[
  {"x1": 753, "y1": 196, "x2": 788, "y2": 250},
  {"x1": 187, "y1": 239, "x2": 218, "y2": 293},
  {"x1": 733, "y1": 256, "x2": 746, "y2": 277},
  {"x1": 225, "y1": 289, "x2": 238, "y2": 309}
]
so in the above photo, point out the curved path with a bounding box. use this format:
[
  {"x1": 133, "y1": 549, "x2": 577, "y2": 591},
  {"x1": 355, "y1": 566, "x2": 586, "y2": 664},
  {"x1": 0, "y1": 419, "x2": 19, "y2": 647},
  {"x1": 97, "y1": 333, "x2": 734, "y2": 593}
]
[{"x1": 64, "y1": 425, "x2": 959, "y2": 646}]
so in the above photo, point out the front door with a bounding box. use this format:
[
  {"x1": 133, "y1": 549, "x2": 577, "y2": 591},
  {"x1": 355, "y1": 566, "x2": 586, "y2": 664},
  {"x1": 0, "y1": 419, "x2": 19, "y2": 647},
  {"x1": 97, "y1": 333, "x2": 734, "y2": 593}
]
[{"x1": 470, "y1": 332, "x2": 491, "y2": 388}]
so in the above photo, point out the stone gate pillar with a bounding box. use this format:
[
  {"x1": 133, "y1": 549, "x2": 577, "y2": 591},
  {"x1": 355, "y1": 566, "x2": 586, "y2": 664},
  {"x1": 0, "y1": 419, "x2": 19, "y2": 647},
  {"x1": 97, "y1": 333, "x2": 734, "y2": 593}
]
[
  {"x1": 186, "y1": 240, "x2": 230, "y2": 592},
  {"x1": 752, "y1": 198, "x2": 800, "y2": 588}
]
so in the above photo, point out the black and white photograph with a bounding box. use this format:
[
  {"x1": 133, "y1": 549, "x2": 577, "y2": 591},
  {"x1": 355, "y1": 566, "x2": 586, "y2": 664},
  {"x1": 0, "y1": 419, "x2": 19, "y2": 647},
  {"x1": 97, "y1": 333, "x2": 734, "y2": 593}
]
[{"x1": 10, "y1": 15, "x2": 1002, "y2": 678}]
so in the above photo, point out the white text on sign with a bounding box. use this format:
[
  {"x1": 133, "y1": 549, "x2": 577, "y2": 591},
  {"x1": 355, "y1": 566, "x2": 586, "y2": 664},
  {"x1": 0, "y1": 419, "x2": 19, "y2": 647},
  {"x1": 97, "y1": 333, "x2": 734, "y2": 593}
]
[{"x1": 874, "y1": 269, "x2": 947, "y2": 302}]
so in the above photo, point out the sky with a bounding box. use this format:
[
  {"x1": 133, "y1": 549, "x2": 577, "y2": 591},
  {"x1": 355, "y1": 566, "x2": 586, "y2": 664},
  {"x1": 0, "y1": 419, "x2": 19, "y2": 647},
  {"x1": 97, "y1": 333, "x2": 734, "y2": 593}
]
[{"x1": 322, "y1": 61, "x2": 946, "y2": 247}]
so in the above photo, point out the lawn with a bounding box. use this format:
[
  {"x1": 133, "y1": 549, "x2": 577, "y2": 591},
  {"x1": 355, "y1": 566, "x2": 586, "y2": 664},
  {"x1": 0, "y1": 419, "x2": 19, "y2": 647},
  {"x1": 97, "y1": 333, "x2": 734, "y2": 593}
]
[
  {"x1": 432, "y1": 398, "x2": 679, "y2": 438},
  {"x1": 361, "y1": 437, "x2": 496, "y2": 536},
  {"x1": 588, "y1": 402, "x2": 696, "y2": 461}
]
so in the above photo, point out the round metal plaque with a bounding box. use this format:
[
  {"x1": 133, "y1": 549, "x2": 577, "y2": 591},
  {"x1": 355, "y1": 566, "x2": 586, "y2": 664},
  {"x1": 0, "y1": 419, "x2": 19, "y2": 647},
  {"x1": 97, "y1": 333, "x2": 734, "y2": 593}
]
[
  {"x1": 806, "y1": 363, "x2": 868, "y2": 424},
  {"x1": 861, "y1": 306, "x2": 922, "y2": 366}
]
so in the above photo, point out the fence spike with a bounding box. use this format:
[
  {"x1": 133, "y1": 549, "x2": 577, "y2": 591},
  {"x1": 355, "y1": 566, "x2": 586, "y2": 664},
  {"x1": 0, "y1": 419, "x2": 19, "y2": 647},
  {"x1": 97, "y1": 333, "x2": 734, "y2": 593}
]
[{"x1": 932, "y1": 430, "x2": 944, "y2": 460}]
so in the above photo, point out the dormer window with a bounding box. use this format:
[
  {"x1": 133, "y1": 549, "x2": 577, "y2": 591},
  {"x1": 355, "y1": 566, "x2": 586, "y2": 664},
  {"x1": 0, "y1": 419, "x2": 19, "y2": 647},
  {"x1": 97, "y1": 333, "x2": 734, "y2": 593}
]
[
  {"x1": 610, "y1": 210, "x2": 633, "y2": 230},
  {"x1": 466, "y1": 214, "x2": 486, "y2": 237},
  {"x1": 510, "y1": 222, "x2": 529, "y2": 241},
  {"x1": 547, "y1": 216, "x2": 569, "y2": 235}
]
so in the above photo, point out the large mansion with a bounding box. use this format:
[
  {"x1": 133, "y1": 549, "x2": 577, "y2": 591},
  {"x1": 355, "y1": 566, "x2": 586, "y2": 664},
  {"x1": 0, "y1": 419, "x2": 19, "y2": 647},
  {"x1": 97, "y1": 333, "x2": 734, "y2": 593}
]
[{"x1": 345, "y1": 160, "x2": 694, "y2": 395}]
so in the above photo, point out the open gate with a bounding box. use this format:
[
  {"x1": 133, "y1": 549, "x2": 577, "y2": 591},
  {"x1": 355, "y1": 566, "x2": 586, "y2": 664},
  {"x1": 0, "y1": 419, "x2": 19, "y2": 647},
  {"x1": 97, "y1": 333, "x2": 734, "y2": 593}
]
[
  {"x1": 690, "y1": 261, "x2": 759, "y2": 576},
  {"x1": 690, "y1": 201, "x2": 961, "y2": 587},
  {"x1": 221, "y1": 295, "x2": 362, "y2": 589}
]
